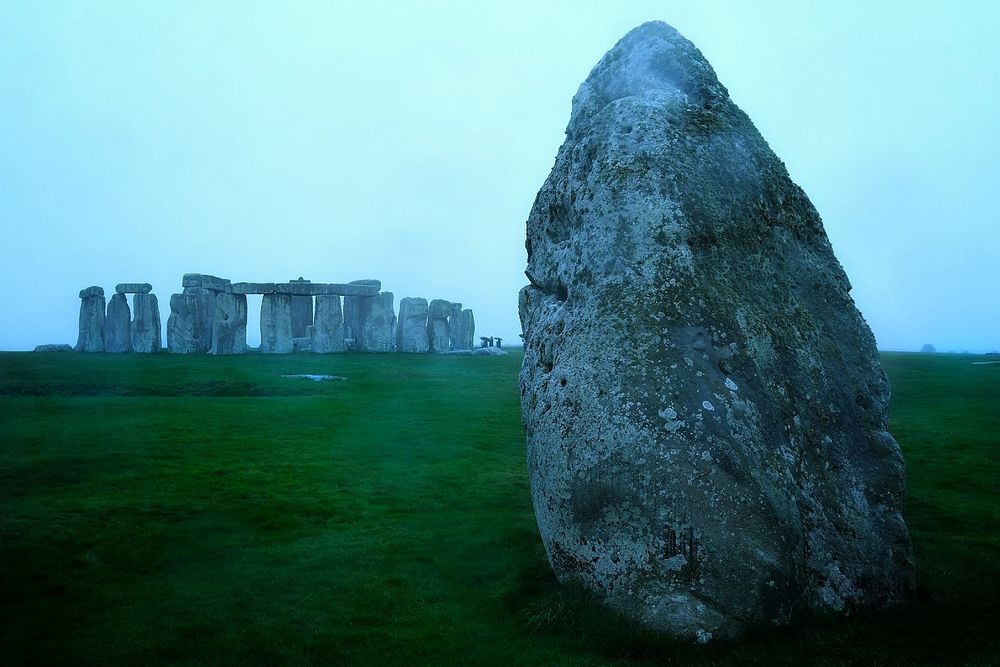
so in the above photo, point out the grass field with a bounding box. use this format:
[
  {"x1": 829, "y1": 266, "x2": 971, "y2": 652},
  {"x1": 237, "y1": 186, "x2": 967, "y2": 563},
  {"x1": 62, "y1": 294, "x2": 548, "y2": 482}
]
[{"x1": 0, "y1": 350, "x2": 996, "y2": 665}]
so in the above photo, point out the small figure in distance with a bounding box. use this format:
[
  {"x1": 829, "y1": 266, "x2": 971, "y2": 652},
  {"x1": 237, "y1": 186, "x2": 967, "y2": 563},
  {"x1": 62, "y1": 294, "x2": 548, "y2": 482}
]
[
  {"x1": 495, "y1": 337, "x2": 503, "y2": 349},
  {"x1": 480, "y1": 336, "x2": 490, "y2": 348}
]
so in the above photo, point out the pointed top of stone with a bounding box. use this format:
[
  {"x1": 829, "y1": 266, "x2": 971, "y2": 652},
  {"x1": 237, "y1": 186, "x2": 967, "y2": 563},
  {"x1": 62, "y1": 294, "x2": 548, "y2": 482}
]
[{"x1": 570, "y1": 20, "x2": 727, "y2": 128}]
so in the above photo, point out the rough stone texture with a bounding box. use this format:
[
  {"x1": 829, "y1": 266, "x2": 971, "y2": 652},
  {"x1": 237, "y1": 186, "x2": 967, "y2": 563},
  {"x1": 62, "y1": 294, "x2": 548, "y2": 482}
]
[
  {"x1": 311, "y1": 295, "x2": 346, "y2": 353},
  {"x1": 103, "y1": 292, "x2": 132, "y2": 353},
  {"x1": 447, "y1": 302, "x2": 464, "y2": 350},
  {"x1": 358, "y1": 292, "x2": 396, "y2": 352},
  {"x1": 182, "y1": 273, "x2": 231, "y2": 291},
  {"x1": 460, "y1": 309, "x2": 475, "y2": 350},
  {"x1": 344, "y1": 280, "x2": 381, "y2": 350},
  {"x1": 290, "y1": 278, "x2": 314, "y2": 338},
  {"x1": 210, "y1": 293, "x2": 247, "y2": 355},
  {"x1": 76, "y1": 287, "x2": 106, "y2": 352},
  {"x1": 518, "y1": 21, "x2": 914, "y2": 642},
  {"x1": 168, "y1": 287, "x2": 216, "y2": 353},
  {"x1": 260, "y1": 294, "x2": 294, "y2": 354},
  {"x1": 130, "y1": 293, "x2": 161, "y2": 353},
  {"x1": 115, "y1": 283, "x2": 152, "y2": 294},
  {"x1": 33, "y1": 344, "x2": 74, "y2": 352},
  {"x1": 229, "y1": 282, "x2": 379, "y2": 296},
  {"x1": 396, "y1": 297, "x2": 430, "y2": 353},
  {"x1": 427, "y1": 299, "x2": 451, "y2": 354}
]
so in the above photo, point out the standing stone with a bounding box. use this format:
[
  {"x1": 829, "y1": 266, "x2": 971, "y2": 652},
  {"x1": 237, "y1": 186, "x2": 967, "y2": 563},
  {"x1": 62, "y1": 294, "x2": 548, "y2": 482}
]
[
  {"x1": 311, "y1": 295, "x2": 346, "y2": 353},
  {"x1": 289, "y1": 277, "x2": 314, "y2": 338},
  {"x1": 260, "y1": 294, "x2": 294, "y2": 354},
  {"x1": 210, "y1": 293, "x2": 247, "y2": 355},
  {"x1": 130, "y1": 293, "x2": 161, "y2": 353},
  {"x1": 76, "y1": 286, "x2": 106, "y2": 352},
  {"x1": 519, "y1": 22, "x2": 914, "y2": 641},
  {"x1": 447, "y1": 302, "x2": 464, "y2": 350},
  {"x1": 358, "y1": 292, "x2": 396, "y2": 352},
  {"x1": 396, "y1": 297, "x2": 430, "y2": 353},
  {"x1": 344, "y1": 279, "x2": 381, "y2": 350},
  {"x1": 426, "y1": 299, "x2": 451, "y2": 354},
  {"x1": 180, "y1": 287, "x2": 219, "y2": 351},
  {"x1": 104, "y1": 292, "x2": 132, "y2": 353},
  {"x1": 167, "y1": 293, "x2": 209, "y2": 353},
  {"x1": 460, "y1": 309, "x2": 475, "y2": 350}
]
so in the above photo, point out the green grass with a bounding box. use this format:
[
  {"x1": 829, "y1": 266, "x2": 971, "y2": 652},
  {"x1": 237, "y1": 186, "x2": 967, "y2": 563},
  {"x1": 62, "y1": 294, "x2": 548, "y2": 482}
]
[{"x1": 0, "y1": 350, "x2": 996, "y2": 665}]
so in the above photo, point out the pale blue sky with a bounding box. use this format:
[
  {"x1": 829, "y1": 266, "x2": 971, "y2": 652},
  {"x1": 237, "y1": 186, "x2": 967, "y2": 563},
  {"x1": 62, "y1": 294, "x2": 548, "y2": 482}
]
[{"x1": 1, "y1": 1, "x2": 997, "y2": 351}]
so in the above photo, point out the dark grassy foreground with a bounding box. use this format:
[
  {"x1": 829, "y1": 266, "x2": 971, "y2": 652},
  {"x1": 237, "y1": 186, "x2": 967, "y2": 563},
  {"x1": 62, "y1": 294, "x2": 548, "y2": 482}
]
[{"x1": 0, "y1": 350, "x2": 996, "y2": 666}]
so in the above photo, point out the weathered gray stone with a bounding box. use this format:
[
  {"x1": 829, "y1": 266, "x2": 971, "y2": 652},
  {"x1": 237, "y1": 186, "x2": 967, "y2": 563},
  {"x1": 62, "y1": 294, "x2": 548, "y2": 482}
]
[
  {"x1": 447, "y1": 302, "x2": 463, "y2": 350},
  {"x1": 130, "y1": 293, "x2": 161, "y2": 353},
  {"x1": 260, "y1": 294, "x2": 294, "y2": 354},
  {"x1": 33, "y1": 344, "x2": 73, "y2": 352},
  {"x1": 311, "y1": 295, "x2": 346, "y2": 353},
  {"x1": 228, "y1": 282, "x2": 379, "y2": 296},
  {"x1": 289, "y1": 278, "x2": 314, "y2": 338},
  {"x1": 427, "y1": 299, "x2": 451, "y2": 354},
  {"x1": 103, "y1": 293, "x2": 132, "y2": 353},
  {"x1": 519, "y1": 21, "x2": 914, "y2": 641},
  {"x1": 343, "y1": 280, "x2": 382, "y2": 350},
  {"x1": 182, "y1": 273, "x2": 231, "y2": 291},
  {"x1": 460, "y1": 310, "x2": 475, "y2": 350},
  {"x1": 76, "y1": 287, "x2": 105, "y2": 352},
  {"x1": 396, "y1": 297, "x2": 430, "y2": 353},
  {"x1": 358, "y1": 292, "x2": 396, "y2": 352},
  {"x1": 210, "y1": 293, "x2": 247, "y2": 355},
  {"x1": 115, "y1": 283, "x2": 152, "y2": 294},
  {"x1": 169, "y1": 287, "x2": 215, "y2": 353}
]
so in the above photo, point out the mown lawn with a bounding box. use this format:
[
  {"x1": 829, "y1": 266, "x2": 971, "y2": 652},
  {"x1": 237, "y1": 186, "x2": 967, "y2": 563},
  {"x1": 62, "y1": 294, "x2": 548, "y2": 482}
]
[{"x1": 0, "y1": 350, "x2": 996, "y2": 665}]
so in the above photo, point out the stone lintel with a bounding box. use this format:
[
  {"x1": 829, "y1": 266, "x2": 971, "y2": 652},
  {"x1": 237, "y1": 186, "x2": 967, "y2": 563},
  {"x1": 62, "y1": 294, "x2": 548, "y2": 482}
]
[
  {"x1": 79, "y1": 286, "x2": 104, "y2": 299},
  {"x1": 115, "y1": 282, "x2": 152, "y2": 294},
  {"x1": 228, "y1": 282, "x2": 380, "y2": 296},
  {"x1": 182, "y1": 273, "x2": 231, "y2": 291}
]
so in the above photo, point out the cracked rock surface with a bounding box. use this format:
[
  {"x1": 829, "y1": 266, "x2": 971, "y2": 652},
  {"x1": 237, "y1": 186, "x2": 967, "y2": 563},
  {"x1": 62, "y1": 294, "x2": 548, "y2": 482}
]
[{"x1": 519, "y1": 21, "x2": 914, "y2": 641}]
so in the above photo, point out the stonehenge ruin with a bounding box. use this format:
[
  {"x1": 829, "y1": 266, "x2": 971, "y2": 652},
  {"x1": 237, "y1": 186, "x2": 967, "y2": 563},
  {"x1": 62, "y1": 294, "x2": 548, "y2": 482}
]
[{"x1": 73, "y1": 273, "x2": 476, "y2": 355}]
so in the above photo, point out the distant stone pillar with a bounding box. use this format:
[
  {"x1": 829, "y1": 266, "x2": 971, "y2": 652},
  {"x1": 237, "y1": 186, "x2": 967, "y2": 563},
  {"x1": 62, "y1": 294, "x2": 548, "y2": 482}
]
[
  {"x1": 76, "y1": 286, "x2": 106, "y2": 352},
  {"x1": 260, "y1": 293, "x2": 294, "y2": 354},
  {"x1": 396, "y1": 297, "x2": 429, "y2": 353},
  {"x1": 289, "y1": 277, "x2": 314, "y2": 338},
  {"x1": 447, "y1": 302, "x2": 464, "y2": 350},
  {"x1": 427, "y1": 299, "x2": 451, "y2": 354},
  {"x1": 358, "y1": 292, "x2": 395, "y2": 352},
  {"x1": 181, "y1": 274, "x2": 231, "y2": 352},
  {"x1": 210, "y1": 293, "x2": 247, "y2": 355},
  {"x1": 311, "y1": 295, "x2": 346, "y2": 353},
  {"x1": 167, "y1": 293, "x2": 207, "y2": 353},
  {"x1": 461, "y1": 309, "x2": 475, "y2": 350},
  {"x1": 343, "y1": 279, "x2": 381, "y2": 350},
  {"x1": 104, "y1": 292, "x2": 132, "y2": 353},
  {"x1": 131, "y1": 293, "x2": 161, "y2": 353}
]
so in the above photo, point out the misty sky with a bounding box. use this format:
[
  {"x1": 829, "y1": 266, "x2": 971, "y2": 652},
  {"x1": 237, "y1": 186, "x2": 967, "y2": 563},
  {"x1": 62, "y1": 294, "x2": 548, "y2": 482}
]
[{"x1": 1, "y1": 1, "x2": 998, "y2": 352}]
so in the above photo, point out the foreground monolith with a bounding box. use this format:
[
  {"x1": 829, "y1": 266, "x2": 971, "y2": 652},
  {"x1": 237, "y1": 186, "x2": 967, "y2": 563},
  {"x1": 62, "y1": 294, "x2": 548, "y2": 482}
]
[
  {"x1": 311, "y1": 295, "x2": 345, "y2": 353},
  {"x1": 260, "y1": 294, "x2": 293, "y2": 354},
  {"x1": 396, "y1": 297, "x2": 430, "y2": 353},
  {"x1": 210, "y1": 293, "x2": 247, "y2": 355},
  {"x1": 427, "y1": 299, "x2": 451, "y2": 354},
  {"x1": 130, "y1": 293, "x2": 161, "y2": 353},
  {"x1": 76, "y1": 286, "x2": 106, "y2": 352},
  {"x1": 519, "y1": 21, "x2": 914, "y2": 641},
  {"x1": 103, "y1": 292, "x2": 132, "y2": 353},
  {"x1": 358, "y1": 292, "x2": 395, "y2": 352}
]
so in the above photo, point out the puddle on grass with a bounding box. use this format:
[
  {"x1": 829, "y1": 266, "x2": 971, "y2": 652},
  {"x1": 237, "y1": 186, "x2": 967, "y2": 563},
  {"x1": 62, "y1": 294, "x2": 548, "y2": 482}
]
[
  {"x1": 971, "y1": 361, "x2": 1000, "y2": 365},
  {"x1": 280, "y1": 374, "x2": 348, "y2": 381}
]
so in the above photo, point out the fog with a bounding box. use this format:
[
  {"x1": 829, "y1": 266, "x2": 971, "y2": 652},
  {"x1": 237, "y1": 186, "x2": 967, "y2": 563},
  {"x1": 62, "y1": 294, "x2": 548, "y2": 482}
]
[{"x1": 2, "y1": 2, "x2": 997, "y2": 352}]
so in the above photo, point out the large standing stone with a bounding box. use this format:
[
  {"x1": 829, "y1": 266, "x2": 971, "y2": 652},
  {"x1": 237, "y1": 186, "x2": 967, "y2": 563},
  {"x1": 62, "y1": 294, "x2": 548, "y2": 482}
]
[
  {"x1": 260, "y1": 294, "x2": 294, "y2": 354},
  {"x1": 76, "y1": 286, "x2": 106, "y2": 352},
  {"x1": 358, "y1": 292, "x2": 396, "y2": 352},
  {"x1": 210, "y1": 293, "x2": 247, "y2": 355},
  {"x1": 446, "y1": 302, "x2": 464, "y2": 350},
  {"x1": 460, "y1": 309, "x2": 475, "y2": 350},
  {"x1": 311, "y1": 295, "x2": 346, "y2": 353},
  {"x1": 289, "y1": 277, "x2": 314, "y2": 338},
  {"x1": 344, "y1": 279, "x2": 381, "y2": 350},
  {"x1": 396, "y1": 297, "x2": 429, "y2": 353},
  {"x1": 519, "y1": 22, "x2": 914, "y2": 641},
  {"x1": 130, "y1": 293, "x2": 161, "y2": 353},
  {"x1": 104, "y1": 292, "x2": 132, "y2": 353},
  {"x1": 167, "y1": 293, "x2": 209, "y2": 353},
  {"x1": 181, "y1": 286, "x2": 219, "y2": 351},
  {"x1": 426, "y1": 299, "x2": 451, "y2": 354}
]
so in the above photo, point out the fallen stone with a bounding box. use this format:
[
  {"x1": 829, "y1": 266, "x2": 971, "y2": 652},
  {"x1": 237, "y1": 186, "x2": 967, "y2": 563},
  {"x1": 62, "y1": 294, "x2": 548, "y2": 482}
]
[
  {"x1": 210, "y1": 293, "x2": 247, "y2": 355},
  {"x1": 76, "y1": 286, "x2": 105, "y2": 352},
  {"x1": 115, "y1": 283, "x2": 152, "y2": 294},
  {"x1": 260, "y1": 294, "x2": 294, "y2": 354},
  {"x1": 33, "y1": 344, "x2": 74, "y2": 352},
  {"x1": 427, "y1": 299, "x2": 451, "y2": 354},
  {"x1": 103, "y1": 292, "x2": 132, "y2": 353},
  {"x1": 473, "y1": 346, "x2": 507, "y2": 356},
  {"x1": 358, "y1": 292, "x2": 396, "y2": 352},
  {"x1": 292, "y1": 336, "x2": 312, "y2": 351},
  {"x1": 311, "y1": 294, "x2": 346, "y2": 353},
  {"x1": 130, "y1": 293, "x2": 161, "y2": 353},
  {"x1": 396, "y1": 297, "x2": 430, "y2": 353},
  {"x1": 519, "y1": 21, "x2": 914, "y2": 641}
]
